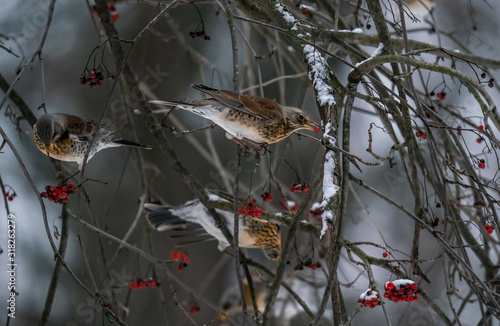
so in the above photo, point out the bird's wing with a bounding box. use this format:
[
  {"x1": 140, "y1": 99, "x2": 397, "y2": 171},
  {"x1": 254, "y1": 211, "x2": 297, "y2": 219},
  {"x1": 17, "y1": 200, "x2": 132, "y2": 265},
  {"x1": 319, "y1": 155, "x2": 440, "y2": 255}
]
[
  {"x1": 58, "y1": 113, "x2": 96, "y2": 138},
  {"x1": 191, "y1": 84, "x2": 283, "y2": 121},
  {"x1": 144, "y1": 200, "x2": 233, "y2": 250}
]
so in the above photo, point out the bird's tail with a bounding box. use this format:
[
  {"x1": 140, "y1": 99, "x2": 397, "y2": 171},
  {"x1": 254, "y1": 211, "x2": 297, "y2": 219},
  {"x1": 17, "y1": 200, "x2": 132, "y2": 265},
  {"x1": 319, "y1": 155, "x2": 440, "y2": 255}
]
[
  {"x1": 112, "y1": 138, "x2": 152, "y2": 149},
  {"x1": 144, "y1": 203, "x2": 189, "y2": 232}
]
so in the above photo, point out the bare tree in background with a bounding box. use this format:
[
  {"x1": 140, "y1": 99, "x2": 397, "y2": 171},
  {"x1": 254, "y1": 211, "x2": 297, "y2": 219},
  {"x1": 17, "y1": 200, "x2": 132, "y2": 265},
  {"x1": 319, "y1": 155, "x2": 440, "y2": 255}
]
[{"x1": 1, "y1": 0, "x2": 500, "y2": 325}]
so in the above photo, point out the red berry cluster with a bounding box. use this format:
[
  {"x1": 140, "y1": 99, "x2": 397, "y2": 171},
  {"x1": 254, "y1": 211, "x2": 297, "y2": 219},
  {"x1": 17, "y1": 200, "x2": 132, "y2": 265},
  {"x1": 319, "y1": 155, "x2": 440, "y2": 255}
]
[
  {"x1": 189, "y1": 30, "x2": 211, "y2": 40},
  {"x1": 261, "y1": 192, "x2": 273, "y2": 202},
  {"x1": 238, "y1": 199, "x2": 263, "y2": 218},
  {"x1": 129, "y1": 278, "x2": 159, "y2": 289},
  {"x1": 478, "y1": 159, "x2": 486, "y2": 169},
  {"x1": 80, "y1": 69, "x2": 105, "y2": 88},
  {"x1": 295, "y1": 2, "x2": 309, "y2": 15},
  {"x1": 93, "y1": 3, "x2": 120, "y2": 23},
  {"x1": 41, "y1": 183, "x2": 76, "y2": 204},
  {"x1": 485, "y1": 224, "x2": 495, "y2": 234},
  {"x1": 358, "y1": 289, "x2": 381, "y2": 308},
  {"x1": 293, "y1": 258, "x2": 321, "y2": 271},
  {"x1": 171, "y1": 251, "x2": 190, "y2": 271},
  {"x1": 3, "y1": 187, "x2": 16, "y2": 202},
  {"x1": 290, "y1": 182, "x2": 309, "y2": 192},
  {"x1": 190, "y1": 304, "x2": 201, "y2": 314},
  {"x1": 415, "y1": 130, "x2": 427, "y2": 140},
  {"x1": 384, "y1": 280, "x2": 418, "y2": 303},
  {"x1": 309, "y1": 207, "x2": 323, "y2": 221},
  {"x1": 280, "y1": 198, "x2": 297, "y2": 213},
  {"x1": 436, "y1": 92, "x2": 446, "y2": 100}
]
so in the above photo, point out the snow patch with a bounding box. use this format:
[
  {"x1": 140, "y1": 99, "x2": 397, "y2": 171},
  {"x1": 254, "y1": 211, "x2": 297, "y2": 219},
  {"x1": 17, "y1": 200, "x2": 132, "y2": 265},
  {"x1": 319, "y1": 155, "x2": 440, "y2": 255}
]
[
  {"x1": 319, "y1": 123, "x2": 339, "y2": 238},
  {"x1": 208, "y1": 194, "x2": 220, "y2": 202},
  {"x1": 303, "y1": 45, "x2": 335, "y2": 107},
  {"x1": 274, "y1": 2, "x2": 295, "y2": 24},
  {"x1": 355, "y1": 43, "x2": 384, "y2": 68}
]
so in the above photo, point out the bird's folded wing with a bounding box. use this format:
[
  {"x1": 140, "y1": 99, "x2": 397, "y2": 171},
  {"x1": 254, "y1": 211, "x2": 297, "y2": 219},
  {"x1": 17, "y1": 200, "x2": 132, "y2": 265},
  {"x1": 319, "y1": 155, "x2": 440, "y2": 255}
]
[{"x1": 191, "y1": 84, "x2": 283, "y2": 121}]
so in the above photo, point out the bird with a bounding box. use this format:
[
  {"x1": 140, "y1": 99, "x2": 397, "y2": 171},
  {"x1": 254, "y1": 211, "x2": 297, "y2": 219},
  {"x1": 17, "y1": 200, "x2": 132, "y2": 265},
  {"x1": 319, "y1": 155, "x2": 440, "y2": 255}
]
[
  {"x1": 144, "y1": 194, "x2": 281, "y2": 260},
  {"x1": 149, "y1": 84, "x2": 320, "y2": 145},
  {"x1": 33, "y1": 113, "x2": 151, "y2": 169}
]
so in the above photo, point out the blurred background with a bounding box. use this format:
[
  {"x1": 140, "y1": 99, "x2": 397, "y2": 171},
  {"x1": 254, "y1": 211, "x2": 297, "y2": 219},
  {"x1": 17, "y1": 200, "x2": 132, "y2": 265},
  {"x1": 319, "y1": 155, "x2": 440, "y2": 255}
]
[{"x1": 0, "y1": 0, "x2": 499, "y2": 325}]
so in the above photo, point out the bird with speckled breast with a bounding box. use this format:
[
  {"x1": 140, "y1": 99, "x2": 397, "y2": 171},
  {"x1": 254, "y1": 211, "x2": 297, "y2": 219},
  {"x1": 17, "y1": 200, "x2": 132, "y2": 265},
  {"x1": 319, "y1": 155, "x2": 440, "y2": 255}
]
[
  {"x1": 33, "y1": 113, "x2": 151, "y2": 169},
  {"x1": 144, "y1": 194, "x2": 281, "y2": 260},
  {"x1": 150, "y1": 84, "x2": 320, "y2": 145}
]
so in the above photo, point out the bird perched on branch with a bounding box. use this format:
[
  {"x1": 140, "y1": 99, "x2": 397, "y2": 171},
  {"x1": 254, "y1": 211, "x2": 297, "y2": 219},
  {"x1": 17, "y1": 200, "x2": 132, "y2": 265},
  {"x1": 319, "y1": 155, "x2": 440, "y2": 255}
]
[
  {"x1": 150, "y1": 84, "x2": 320, "y2": 145},
  {"x1": 144, "y1": 194, "x2": 281, "y2": 260},
  {"x1": 33, "y1": 113, "x2": 151, "y2": 169}
]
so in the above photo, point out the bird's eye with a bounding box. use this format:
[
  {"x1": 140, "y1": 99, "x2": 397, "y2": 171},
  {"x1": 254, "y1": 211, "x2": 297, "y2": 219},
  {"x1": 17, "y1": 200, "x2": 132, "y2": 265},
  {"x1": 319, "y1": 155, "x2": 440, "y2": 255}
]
[{"x1": 298, "y1": 114, "x2": 305, "y2": 122}]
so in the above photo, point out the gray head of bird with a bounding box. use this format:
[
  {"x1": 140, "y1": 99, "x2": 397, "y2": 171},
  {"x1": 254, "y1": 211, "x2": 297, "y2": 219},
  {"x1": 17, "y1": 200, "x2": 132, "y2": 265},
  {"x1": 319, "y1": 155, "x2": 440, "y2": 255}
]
[
  {"x1": 282, "y1": 106, "x2": 319, "y2": 132},
  {"x1": 34, "y1": 114, "x2": 67, "y2": 152}
]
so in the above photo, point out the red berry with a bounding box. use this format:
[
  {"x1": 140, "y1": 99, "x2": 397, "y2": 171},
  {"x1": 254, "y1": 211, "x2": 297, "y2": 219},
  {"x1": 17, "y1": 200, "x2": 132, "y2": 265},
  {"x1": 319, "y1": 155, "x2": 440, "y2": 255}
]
[
  {"x1": 314, "y1": 126, "x2": 321, "y2": 132},
  {"x1": 190, "y1": 305, "x2": 200, "y2": 314},
  {"x1": 478, "y1": 125, "x2": 484, "y2": 132},
  {"x1": 8, "y1": 196, "x2": 13, "y2": 201},
  {"x1": 383, "y1": 252, "x2": 388, "y2": 258},
  {"x1": 415, "y1": 130, "x2": 422, "y2": 137},
  {"x1": 68, "y1": 182, "x2": 74, "y2": 188},
  {"x1": 49, "y1": 186, "x2": 56, "y2": 192},
  {"x1": 421, "y1": 133, "x2": 427, "y2": 139},
  {"x1": 457, "y1": 130, "x2": 462, "y2": 136},
  {"x1": 89, "y1": 71, "x2": 97, "y2": 79},
  {"x1": 476, "y1": 137, "x2": 483, "y2": 143},
  {"x1": 479, "y1": 163, "x2": 486, "y2": 169},
  {"x1": 487, "y1": 228, "x2": 493, "y2": 234},
  {"x1": 301, "y1": 7, "x2": 309, "y2": 15},
  {"x1": 386, "y1": 282, "x2": 395, "y2": 289},
  {"x1": 111, "y1": 13, "x2": 120, "y2": 23}
]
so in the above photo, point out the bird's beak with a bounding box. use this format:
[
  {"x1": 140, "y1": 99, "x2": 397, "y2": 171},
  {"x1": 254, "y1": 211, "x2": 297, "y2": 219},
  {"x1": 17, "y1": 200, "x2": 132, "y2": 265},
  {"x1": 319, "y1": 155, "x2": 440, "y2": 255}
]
[{"x1": 305, "y1": 121, "x2": 321, "y2": 131}]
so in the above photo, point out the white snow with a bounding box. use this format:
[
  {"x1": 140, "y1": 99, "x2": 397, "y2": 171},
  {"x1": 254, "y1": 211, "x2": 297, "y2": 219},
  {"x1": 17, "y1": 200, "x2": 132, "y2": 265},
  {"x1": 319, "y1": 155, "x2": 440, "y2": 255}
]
[
  {"x1": 386, "y1": 279, "x2": 415, "y2": 288},
  {"x1": 319, "y1": 123, "x2": 340, "y2": 238},
  {"x1": 355, "y1": 43, "x2": 384, "y2": 68},
  {"x1": 310, "y1": 202, "x2": 322, "y2": 210},
  {"x1": 359, "y1": 289, "x2": 379, "y2": 300},
  {"x1": 274, "y1": 2, "x2": 295, "y2": 24},
  {"x1": 352, "y1": 28, "x2": 363, "y2": 33},
  {"x1": 208, "y1": 194, "x2": 220, "y2": 202},
  {"x1": 303, "y1": 45, "x2": 336, "y2": 107}
]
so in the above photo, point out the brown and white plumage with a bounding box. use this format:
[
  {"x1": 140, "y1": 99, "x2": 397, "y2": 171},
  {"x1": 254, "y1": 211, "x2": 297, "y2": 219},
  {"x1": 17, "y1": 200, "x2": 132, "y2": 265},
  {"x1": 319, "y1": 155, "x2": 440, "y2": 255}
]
[
  {"x1": 150, "y1": 84, "x2": 319, "y2": 144},
  {"x1": 33, "y1": 113, "x2": 151, "y2": 168},
  {"x1": 144, "y1": 195, "x2": 281, "y2": 260}
]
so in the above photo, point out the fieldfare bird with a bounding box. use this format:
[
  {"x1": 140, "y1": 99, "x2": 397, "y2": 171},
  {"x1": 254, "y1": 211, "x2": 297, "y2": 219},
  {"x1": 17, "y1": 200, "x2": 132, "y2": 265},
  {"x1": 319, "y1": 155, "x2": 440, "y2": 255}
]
[
  {"x1": 144, "y1": 195, "x2": 281, "y2": 260},
  {"x1": 150, "y1": 84, "x2": 320, "y2": 145},
  {"x1": 33, "y1": 113, "x2": 151, "y2": 169}
]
